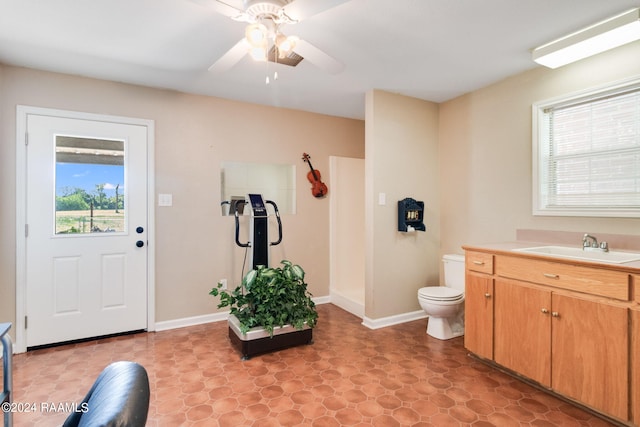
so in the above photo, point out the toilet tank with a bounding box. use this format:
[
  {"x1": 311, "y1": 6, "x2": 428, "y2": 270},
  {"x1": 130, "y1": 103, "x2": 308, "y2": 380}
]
[{"x1": 443, "y1": 254, "x2": 465, "y2": 291}]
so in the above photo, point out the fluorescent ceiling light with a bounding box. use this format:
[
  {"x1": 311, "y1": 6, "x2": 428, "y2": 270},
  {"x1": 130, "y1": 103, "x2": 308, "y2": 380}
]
[{"x1": 532, "y1": 8, "x2": 640, "y2": 69}]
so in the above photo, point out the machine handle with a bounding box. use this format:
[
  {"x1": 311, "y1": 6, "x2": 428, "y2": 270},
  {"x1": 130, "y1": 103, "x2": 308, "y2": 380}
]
[
  {"x1": 265, "y1": 200, "x2": 282, "y2": 246},
  {"x1": 220, "y1": 200, "x2": 230, "y2": 215},
  {"x1": 233, "y1": 200, "x2": 250, "y2": 248}
]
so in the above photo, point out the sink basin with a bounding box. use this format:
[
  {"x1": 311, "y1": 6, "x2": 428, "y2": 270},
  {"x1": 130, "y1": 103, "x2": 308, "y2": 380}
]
[{"x1": 513, "y1": 245, "x2": 640, "y2": 264}]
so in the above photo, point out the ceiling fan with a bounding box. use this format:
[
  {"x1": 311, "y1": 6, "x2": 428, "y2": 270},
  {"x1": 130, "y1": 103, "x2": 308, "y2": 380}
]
[{"x1": 197, "y1": 0, "x2": 348, "y2": 74}]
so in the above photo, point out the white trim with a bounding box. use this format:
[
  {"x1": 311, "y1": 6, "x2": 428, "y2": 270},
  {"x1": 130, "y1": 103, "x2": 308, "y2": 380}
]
[
  {"x1": 362, "y1": 310, "x2": 427, "y2": 330},
  {"x1": 15, "y1": 108, "x2": 27, "y2": 353},
  {"x1": 181, "y1": 297, "x2": 417, "y2": 333},
  {"x1": 531, "y1": 75, "x2": 640, "y2": 218},
  {"x1": 312, "y1": 295, "x2": 331, "y2": 305},
  {"x1": 15, "y1": 105, "x2": 156, "y2": 353},
  {"x1": 154, "y1": 296, "x2": 331, "y2": 332},
  {"x1": 145, "y1": 117, "x2": 156, "y2": 332},
  {"x1": 330, "y1": 291, "x2": 364, "y2": 319},
  {"x1": 155, "y1": 311, "x2": 230, "y2": 332}
]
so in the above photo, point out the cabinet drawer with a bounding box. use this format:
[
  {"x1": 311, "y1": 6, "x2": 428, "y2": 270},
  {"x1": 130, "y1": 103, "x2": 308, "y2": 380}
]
[
  {"x1": 495, "y1": 255, "x2": 630, "y2": 300},
  {"x1": 465, "y1": 251, "x2": 493, "y2": 274},
  {"x1": 632, "y1": 275, "x2": 640, "y2": 304}
]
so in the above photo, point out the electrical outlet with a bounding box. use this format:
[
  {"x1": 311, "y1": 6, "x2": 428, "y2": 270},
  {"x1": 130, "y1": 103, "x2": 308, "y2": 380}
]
[{"x1": 219, "y1": 278, "x2": 227, "y2": 290}]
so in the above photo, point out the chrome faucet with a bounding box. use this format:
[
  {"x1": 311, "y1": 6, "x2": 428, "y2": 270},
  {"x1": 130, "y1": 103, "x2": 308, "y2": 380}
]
[{"x1": 582, "y1": 233, "x2": 609, "y2": 252}]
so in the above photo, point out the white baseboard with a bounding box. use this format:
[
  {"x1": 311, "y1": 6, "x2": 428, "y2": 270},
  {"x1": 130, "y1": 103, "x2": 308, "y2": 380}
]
[
  {"x1": 153, "y1": 299, "x2": 425, "y2": 332},
  {"x1": 154, "y1": 311, "x2": 229, "y2": 331},
  {"x1": 330, "y1": 291, "x2": 364, "y2": 318},
  {"x1": 154, "y1": 296, "x2": 331, "y2": 332},
  {"x1": 362, "y1": 310, "x2": 427, "y2": 330},
  {"x1": 313, "y1": 295, "x2": 331, "y2": 305}
]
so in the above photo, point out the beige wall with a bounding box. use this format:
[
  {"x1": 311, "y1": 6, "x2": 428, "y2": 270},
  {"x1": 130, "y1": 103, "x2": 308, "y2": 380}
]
[
  {"x1": 2, "y1": 38, "x2": 639, "y2": 333},
  {"x1": 365, "y1": 90, "x2": 440, "y2": 320},
  {"x1": 439, "y1": 40, "x2": 640, "y2": 256},
  {"x1": 0, "y1": 65, "x2": 365, "y2": 328}
]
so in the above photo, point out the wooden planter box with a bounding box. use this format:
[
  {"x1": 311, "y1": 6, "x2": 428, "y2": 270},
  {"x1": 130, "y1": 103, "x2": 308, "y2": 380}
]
[{"x1": 227, "y1": 315, "x2": 313, "y2": 360}]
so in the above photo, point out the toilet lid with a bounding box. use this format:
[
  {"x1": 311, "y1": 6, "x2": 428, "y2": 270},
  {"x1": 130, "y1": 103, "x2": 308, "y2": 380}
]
[{"x1": 418, "y1": 287, "x2": 463, "y2": 301}]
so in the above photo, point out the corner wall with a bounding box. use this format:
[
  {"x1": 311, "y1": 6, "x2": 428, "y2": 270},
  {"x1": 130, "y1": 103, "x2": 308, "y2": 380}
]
[{"x1": 364, "y1": 90, "x2": 440, "y2": 321}]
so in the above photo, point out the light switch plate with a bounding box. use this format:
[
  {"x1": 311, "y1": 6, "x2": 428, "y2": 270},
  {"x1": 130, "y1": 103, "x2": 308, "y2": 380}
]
[{"x1": 158, "y1": 193, "x2": 173, "y2": 207}]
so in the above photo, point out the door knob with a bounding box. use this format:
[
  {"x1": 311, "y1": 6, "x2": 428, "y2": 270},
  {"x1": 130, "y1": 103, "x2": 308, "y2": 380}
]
[{"x1": 136, "y1": 240, "x2": 144, "y2": 248}]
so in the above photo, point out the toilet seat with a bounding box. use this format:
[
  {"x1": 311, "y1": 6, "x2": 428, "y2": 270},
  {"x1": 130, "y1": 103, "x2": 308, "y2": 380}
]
[{"x1": 418, "y1": 286, "x2": 463, "y2": 301}]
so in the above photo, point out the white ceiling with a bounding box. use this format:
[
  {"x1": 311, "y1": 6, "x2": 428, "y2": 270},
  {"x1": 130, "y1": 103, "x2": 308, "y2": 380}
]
[{"x1": 0, "y1": 0, "x2": 638, "y2": 119}]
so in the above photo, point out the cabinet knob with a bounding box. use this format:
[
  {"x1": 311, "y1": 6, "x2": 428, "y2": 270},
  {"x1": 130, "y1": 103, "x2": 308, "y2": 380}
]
[
  {"x1": 552, "y1": 312, "x2": 560, "y2": 318},
  {"x1": 484, "y1": 293, "x2": 491, "y2": 298},
  {"x1": 541, "y1": 308, "x2": 549, "y2": 314}
]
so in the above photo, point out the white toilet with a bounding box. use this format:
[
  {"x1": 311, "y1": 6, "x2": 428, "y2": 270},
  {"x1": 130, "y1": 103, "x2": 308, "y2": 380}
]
[{"x1": 417, "y1": 254, "x2": 465, "y2": 340}]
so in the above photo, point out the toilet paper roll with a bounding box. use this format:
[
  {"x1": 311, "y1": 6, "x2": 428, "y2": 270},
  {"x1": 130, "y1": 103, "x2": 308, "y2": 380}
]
[{"x1": 406, "y1": 225, "x2": 415, "y2": 232}]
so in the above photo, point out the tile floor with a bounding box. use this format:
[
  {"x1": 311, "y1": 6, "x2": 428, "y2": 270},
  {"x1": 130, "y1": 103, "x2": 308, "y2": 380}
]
[{"x1": 8, "y1": 304, "x2": 617, "y2": 426}]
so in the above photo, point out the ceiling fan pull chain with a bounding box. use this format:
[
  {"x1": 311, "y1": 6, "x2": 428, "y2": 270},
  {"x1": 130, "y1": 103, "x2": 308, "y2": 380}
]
[{"x1": 274, "y1": 39, "x2": 279, "y2": 81}]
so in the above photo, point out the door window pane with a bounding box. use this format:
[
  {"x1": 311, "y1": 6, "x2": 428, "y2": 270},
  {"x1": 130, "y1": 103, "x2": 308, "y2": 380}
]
[{"x1": 55, "y1": 136, "x2": 125, "y2": 234}]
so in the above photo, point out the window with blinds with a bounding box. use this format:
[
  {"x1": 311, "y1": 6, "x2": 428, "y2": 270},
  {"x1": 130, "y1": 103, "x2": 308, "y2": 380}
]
[{"x1": 533, "y1": 78, "x2": 640, "y2": 217}]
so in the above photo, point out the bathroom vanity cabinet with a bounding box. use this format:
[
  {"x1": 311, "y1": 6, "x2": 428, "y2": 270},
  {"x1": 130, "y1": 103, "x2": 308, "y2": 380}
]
[
  {"x1": 464, "y1": 247, "x2": 638, "y2": 424},
  {"x1": 493, "y1": 278, "x2": 551, "y2": 386},
  {"x1": 464, "y1": 253, "x2": 494, "y2": 359},
  {"x1": 632, "y1": 303, "x2": 640, "y2": 426}
]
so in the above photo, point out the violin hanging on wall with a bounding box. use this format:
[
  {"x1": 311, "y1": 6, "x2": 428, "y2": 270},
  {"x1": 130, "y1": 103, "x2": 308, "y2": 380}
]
[{"x1": 302, "y1": 153, "x2": 328, "y2": 198}]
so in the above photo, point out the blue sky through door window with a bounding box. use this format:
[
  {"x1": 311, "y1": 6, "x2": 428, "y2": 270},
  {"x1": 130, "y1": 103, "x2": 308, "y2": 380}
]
[{"x1": 55, "y1": 136, "x2": 125, "y2": 234}]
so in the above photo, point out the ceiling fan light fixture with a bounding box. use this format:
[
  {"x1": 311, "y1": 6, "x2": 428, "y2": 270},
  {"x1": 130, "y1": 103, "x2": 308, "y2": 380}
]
[
  {"x1": 275, "y1": 34, "x2": 297, "y2": 57},
  {"x1": 248, "y1": 46, "x2": 267, "y2": 61},
  {"x1": 245, "y1": 23, "x2": 268, "y2": 47},
  {"x1": 532, "y1": 8, "x2": 640, "y2": 68}
]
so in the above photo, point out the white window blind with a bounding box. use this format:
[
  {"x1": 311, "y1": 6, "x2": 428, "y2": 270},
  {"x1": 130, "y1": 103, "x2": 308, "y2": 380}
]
[{"x1": 534, "y1": 79, "x2": 640, "y2": 217}]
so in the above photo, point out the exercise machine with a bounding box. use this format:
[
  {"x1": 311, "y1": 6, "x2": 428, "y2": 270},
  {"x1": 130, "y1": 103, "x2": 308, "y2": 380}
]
[{"x1": 222, "y1": 194, "x2": 282, "y2": 269}]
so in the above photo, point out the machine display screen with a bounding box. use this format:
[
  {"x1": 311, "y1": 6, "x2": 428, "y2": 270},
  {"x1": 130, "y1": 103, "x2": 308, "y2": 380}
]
[
  {"x1": 248, "y1": 194, "x2": 267, "y2": 216},
  {"x1": 248, "y1": 194, "x2": 265, "y2": 208}
]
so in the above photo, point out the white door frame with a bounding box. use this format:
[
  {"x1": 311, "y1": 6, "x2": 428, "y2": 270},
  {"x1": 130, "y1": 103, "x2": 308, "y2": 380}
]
[{"x1": 15, "y1": 105, "x2": 156, "y2": 353}]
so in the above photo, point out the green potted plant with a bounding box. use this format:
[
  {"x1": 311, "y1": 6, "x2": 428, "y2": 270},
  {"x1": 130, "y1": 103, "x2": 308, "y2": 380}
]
[{"x1": 210, "y1": 260, "x2": 318, "y2": 359}]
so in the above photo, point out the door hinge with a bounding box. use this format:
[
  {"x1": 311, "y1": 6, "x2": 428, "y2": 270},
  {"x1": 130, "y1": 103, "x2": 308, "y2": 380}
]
[
  {"x1": 25, "y1": 132, "x2": 28, "y2": 145},
  {"x1": 25, "y1": 316, "x2": 27, "y2": 329},
  {"x1": 25, "y1": 224, "x2": 28, "y2": 238}
]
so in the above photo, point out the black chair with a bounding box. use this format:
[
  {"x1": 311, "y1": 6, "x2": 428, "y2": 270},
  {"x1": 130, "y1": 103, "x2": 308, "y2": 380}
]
[{"x1": 63, "y1": 361, "x2": 150, "y2": 427}]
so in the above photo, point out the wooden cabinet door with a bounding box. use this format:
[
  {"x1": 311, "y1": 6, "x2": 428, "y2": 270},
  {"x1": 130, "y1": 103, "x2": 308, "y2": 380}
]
[
  {"x1": 464, "y1": 272, "x2": 494, "y2": 359},
  {"x1": 494, "y1": 279, "x2": 551, "y2": 386},
  {"x1": 551, "y1": 293, "x2": 629, "y2": 420},
  {"x1": 632, "y1": 307, "x2": 640, "y2": 426}
]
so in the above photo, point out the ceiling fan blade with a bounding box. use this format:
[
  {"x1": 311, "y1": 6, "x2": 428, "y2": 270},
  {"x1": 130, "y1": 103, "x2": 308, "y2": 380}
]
[
  {"x1": 295, "y1": 39, "x2": 344, "y2": 74},
  {"x1": 283, "y1": 0, "x2": 351, "y2": 22},
  {"x1": 208, "y1": 39, "x2": 248, "y2": 73},
  {"x1": 191, "y1": 0, "x2": 245, "y2": 20}
]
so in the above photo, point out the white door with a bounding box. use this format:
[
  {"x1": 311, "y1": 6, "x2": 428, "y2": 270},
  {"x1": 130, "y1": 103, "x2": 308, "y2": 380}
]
[{"x1": 24, "y1": 112, "x2": 149, "y2": 348}]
